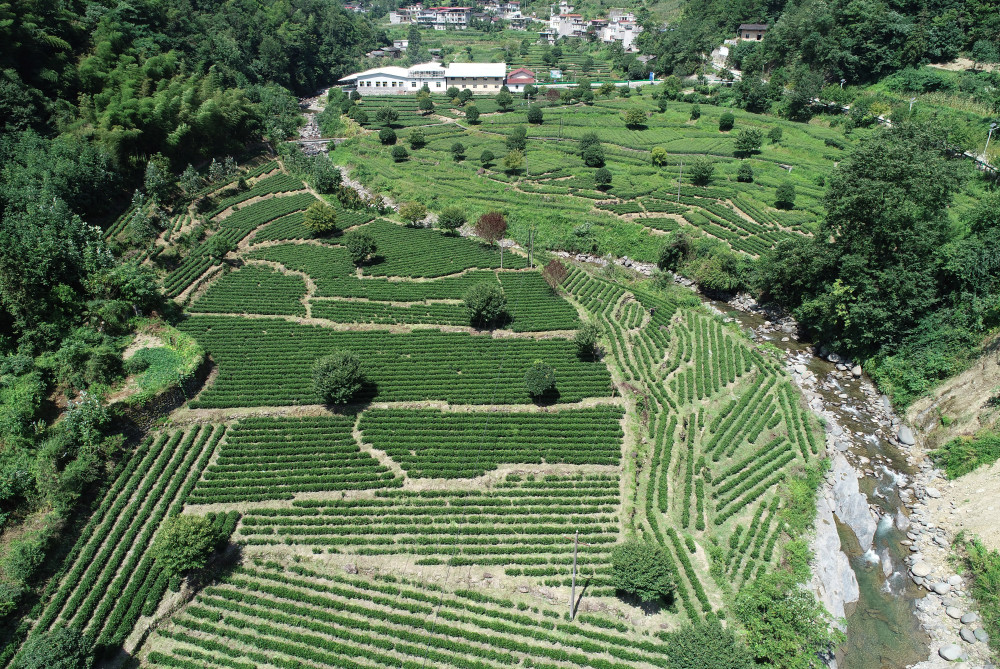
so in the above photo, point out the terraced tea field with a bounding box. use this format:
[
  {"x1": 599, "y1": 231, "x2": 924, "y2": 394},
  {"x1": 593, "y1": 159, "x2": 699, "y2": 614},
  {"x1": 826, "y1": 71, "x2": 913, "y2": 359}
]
[
  {"x1": 10, "y1": 137, "x2": 826, "y2": 669},
  {"x1": 334, "y1": 91, "x2": 867, "y2": 261}
]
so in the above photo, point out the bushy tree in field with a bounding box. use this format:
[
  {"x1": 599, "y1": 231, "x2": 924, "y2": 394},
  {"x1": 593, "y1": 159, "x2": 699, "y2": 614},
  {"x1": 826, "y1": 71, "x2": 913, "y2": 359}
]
[
  {"x1": 524, "y1": 360, "x2": 556, "y2": 397},
  {"x1": 446, "y1": 86, "x2": 460, "y2": 99},
  {"x1": 409, "y1": 128, "x2": 426, "y2": 149},
  {"x1": 451, "y1": 142, "x2": 466, "y2": 161},
  {"x1": 311, "y1": 156, "x2": 341, "y2": 193},
  {"x1": 623, "y1": 108, "x2": 646, "y2": 128},
  {"x1": 582, "y1": 144, "x2": 605, "y2": 167},
  {"x1": 312, "y1": 350, "x2": 364, "y2": 404},
  {"x1": 651, "y1": 146, "x2": 669, "y2": 167},
  {"x1": 768, "y1": 126, "x2": 783, "y2": 144},
  {"x1": 391, "y1": 145, "x2": 408, "y2": 162},
  {"x1": 582, "y1": 90, "x2": 595, "y2": 105},
  {"x1": 151, "y1": 515, "x2": 226, "y2": 577},
  {"x1": 437, "y1": 206, "x2": 466, "y2": 234},
  {"x1": 303, "y1": 201, "x2": 338, "y2": 235},
  {"x1": 661, "y1": 619, "x2": 757, "y2": 669},
  {"x1": 418, "y1": 97, "x2": 435, "y2": 115},
  {"x1": 734, "y1": 573, "x2": 843, "y2": 669},
  {"x1": 594, "y1": 167, "x2": 612, "y2": 189},
  {"x1": 506, "y1": 126, "x2": 527, "y2": 152},
  {"x1": 496, "y1": 89, "x2": 514, "y2": 111},
  {"x1": 611, "y1": 539, "x2": 675, "y2": 602},
  {"x1": 736, "y1": 162, "x2": 754, "y2": 183},
  {"x1": 475, "y1": 211, "x2": 507, "y2": 245},
  {"x1": 375, "y1": 106, "x2": 399, "y2": 126},
  {"x1": 599, "y1": 81, "x2": 616, "y2": 97},
  {"x1": 689, "y1": 157, "x2": 714, "y2": 185},
  {"x1": 11, "y1": 625, "x2": 91, "y2": 669},
  {"x1": 464, "y1": 104, "x2": 480, "y2": 124},
  {"x1": 480, "y1": 149, "x2": 495, "y2": 167},
  {"x1": 527, "y1": 105, "x2": 544, "y2": 124},
  {"x1": 523, "y1": 84, "x2": 538, "y2": 99},
  {"x1": 574, "y1": 321, "x2": 601, "y2": 358},
  {"x1": 503, "y1": 149, "x2": 524, "y2": 173},
  {"x1": 541, "y1": 259, "x2": 568, "y2": 289},
  {"x1": 179, "y1": 164, "x2": 201, "y2": 195},
  {"x1": 718, "y1": 111, "x2": 735, "y2": 131},
  {"x1": 204, "y1": 234, "x2": 235, "y2": 260},
  {"x1": 345, "y1": 230, "x2": 377, "y2": 265},
  {"x1": 399, "y1": 201, "x2": 428, "y2": 226},
  {"x1": 735, "y1": 128, "x2": 763, "y2": 156},
  {"x1": 379, "y1": 127, "x2": 396, "y2": 145},
  {"x1": 458, "y1": 89, "x2": 474, "y2": 104},
  {"x1": 775, "y1": 183, "x2": 796, "y2": 209},
  {"x1": 464, "y1": 283, "x2": 508, "y2": 327},
  {"x1": 690, "y1": 103, "x2": 701, "y2": 120}
]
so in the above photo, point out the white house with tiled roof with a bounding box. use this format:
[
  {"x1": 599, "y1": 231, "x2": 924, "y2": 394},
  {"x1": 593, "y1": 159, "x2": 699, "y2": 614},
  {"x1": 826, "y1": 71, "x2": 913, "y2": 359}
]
[{"x1": 340, "y1": 62, "x2": 507, "y2": 95}]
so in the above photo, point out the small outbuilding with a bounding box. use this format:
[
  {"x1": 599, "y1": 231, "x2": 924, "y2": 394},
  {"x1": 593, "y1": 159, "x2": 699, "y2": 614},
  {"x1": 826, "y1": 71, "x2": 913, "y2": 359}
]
[{"x1": 738, "y1": 23, "x2": 768, "y2": 41}]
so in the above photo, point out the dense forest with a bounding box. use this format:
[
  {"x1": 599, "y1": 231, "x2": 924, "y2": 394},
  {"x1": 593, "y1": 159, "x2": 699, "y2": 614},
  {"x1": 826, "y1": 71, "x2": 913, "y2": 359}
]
[
  {"x1": 639, "y1": 0, "x2": 1000, "y2": 81},
  {"x1": 0, "y1": 0, "x2": 381, "y2": 633}
]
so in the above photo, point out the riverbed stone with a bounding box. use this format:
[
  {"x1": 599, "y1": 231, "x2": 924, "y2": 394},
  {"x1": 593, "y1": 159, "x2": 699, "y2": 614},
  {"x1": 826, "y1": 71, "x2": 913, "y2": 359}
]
[
  {"x1": 912, "y1": 562, "x2": 933, "y2": 578},
  {"x1": 925, "y1": 486, "x2": 942, "y2": 499},
  {"x1": 948, "y1": 574, "x2": 963, "y2": 586},
  {"x1": 852, "y1": 364, "x2": 862, "y2": 377},
  {"x1": 946, "y1": 606, "x2": 963, "y2": 618},
  {"x1": 961, "y1": 612, "x2": 978, "y2": 624},
  {"x1": 830, "y1": 454, "x2": 877, "y2": 552},
  {"x1": 975, "y1": 628, "x2": 989, "y2": 643},
  {"x1": 939, "y1": 644, "x2": 962, "y2": 661},
  {"x1": 960, "y1": 627, "x2": 977, "y2": 643},
  {"x1": 931, "y1": 582, "x2": 951, "y2": 595},
  {"x1": 898, "y1": 425, "x2": 916, "y2": 445}
]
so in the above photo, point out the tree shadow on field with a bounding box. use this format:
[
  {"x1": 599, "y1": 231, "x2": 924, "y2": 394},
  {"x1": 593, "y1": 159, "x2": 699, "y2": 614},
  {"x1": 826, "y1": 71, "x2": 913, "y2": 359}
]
[
  {"x1": 531, "y1": 387, "x2": 561, "y2": 406},
  {"x1": 614, "y1": 589, "x2": 672, "y2": 616},
  {"x1": 324, "y1": 379, "x2": 378, "y2": 416}
]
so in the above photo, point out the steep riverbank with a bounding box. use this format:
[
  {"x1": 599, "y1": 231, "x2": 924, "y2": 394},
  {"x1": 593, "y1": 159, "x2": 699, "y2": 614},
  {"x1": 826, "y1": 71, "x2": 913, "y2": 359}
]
[{"x1": 719, "y1": 295, "x2": 993, "y2": 668}]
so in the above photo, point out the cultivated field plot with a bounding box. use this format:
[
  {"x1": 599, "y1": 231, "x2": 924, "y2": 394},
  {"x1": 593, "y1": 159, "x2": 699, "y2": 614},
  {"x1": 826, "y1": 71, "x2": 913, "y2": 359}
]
[
  {"x1": 146, "y1": 561, "x2": 675, "y2": 669},
  {"x1": 333, "y1": 93, "x2": 861, "y2": 261}
]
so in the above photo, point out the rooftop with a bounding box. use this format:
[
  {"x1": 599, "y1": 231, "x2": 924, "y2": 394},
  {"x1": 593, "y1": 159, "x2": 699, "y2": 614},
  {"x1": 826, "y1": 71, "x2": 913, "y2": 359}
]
[
  {"x1": 738, "y1": 23, "x2": 768, "y2": 30},
  {"x1": 445, "y1": 62, "x2": 506, "y2": 78}
]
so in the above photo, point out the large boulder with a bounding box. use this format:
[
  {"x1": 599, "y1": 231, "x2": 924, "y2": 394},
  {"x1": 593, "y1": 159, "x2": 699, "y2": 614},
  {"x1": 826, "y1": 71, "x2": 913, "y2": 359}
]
[
  {"x1": 830, "y1": 454, "x2": 877, "y2": 552},
  {"x1": 938, "y1": 644, "x2": 961, "y2": 661},
  {"x1": 898, "y1": 425, "x2": 916, "y2": 445},
  {"x1": 810, "y1": 496, "x2": 859, "y2": 630}
]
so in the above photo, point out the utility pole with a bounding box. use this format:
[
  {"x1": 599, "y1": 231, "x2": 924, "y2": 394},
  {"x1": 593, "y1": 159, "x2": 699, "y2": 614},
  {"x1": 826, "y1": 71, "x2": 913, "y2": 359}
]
[
  {"x1": 676, "y1": 160, "x2": 683, "y2": 203},
  {"x1": 909, "y1": 97, "x2": 916, "y2": 114},
  {"x1": 985, "y1": 122, "x2": 998, "y2": 162},
  {"x1": 565, "y1": 531, "x2": 592, "y2": 620}
]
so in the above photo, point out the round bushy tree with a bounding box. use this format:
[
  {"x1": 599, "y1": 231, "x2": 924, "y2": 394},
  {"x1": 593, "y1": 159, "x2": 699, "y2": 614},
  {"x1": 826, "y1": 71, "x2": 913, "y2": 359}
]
[
  {"x1": 718, "y1": 111, "x2": 735, "y2": 131},
  {"x1": 379, "y1": 127, "x2": 397, "y2": 145},
  {"x1": 775, "y1": 183, "x2": 796, "y2": 209},
  {"x1": 582, "y1": 144, "x2": 605, "y2": 167},
  {"x1": 151, "y1": 515, "x2": 226, "y2": 577},
  {"x1": 345, "y1": 230, "x2": 377, "y2": 265},
  {"x1": 399, "y1": 201, "x2": 428, "y2": 226},
  {"x1": 651, "y1": 146, "x2": 669, "y2": 167},
  {"x1": 480, "y1": 149, "x2": 495, "y2": 167},
  {"x1": 391, "y1": 145, "x2": 409, "y2": 162},
  {"x1": 594, "y1": 167, "x2": 612, "y2": 190},
  {"x1": 736, "y1": 162, "x2": 754, "y2": 183},
  {"x1": 623, "y1": 108, "x2": 646, "y2": 128},
  {"x1": 312, "y1": 350, "x2": 364, "y2": 404},
  {"x1": 524, "y1": 360, "x2": 556, "y2": 397},
  {"x1": 437, "y1": 206, "x2": 466, "y2": 234},
  {"x1": 11, "y1": 626, "x2": 91, "y2": 669},
  {"x1": 475, "y1": 211, "x2": 507, "y2": 245},
  {"x1": 689, "y1": 157, "x2": 714, "y2": 186},
  {"x1": 375, "y1": 106, "x2": 399, "y2": 126},
  {"x1": 734, "y1": 128, "x2": 762, "y2": 156},
  {"x1": 496, "y1": 89, "x2": 514, "y2": 110},
  {"x1": 690, "y1": 103, "x2": 701, "y2": 120},
  {"x1": 574, "y1": 321, "x2": 601, "y2": 358},
  {"x1": 303, "y1": 201, "x2": 338, "y2": 235},
  {"x1": 527, "y1": 104, "x2": 544, "y2": 124},
  {"x1": 768, "y1": 126, "x2": 783, "y2": 144},
  {"x1": 451, "y1": 142, "x2": 466, "y2": 161},
  {"x1": 464, "y1": 283, "x2": 508, "y2": 327},
  {"x1": 409, "y1": 128, "x2": 426, "y2": 149},
  {"x1": 418, "y1": 97, "x2": 435, "y2": 115},
  {"x1": 464, "y1": 104, "x2": 480, "y2": 124},
  {"x1": 611, "y1": 539, "x2": 675, "y2": 602}
]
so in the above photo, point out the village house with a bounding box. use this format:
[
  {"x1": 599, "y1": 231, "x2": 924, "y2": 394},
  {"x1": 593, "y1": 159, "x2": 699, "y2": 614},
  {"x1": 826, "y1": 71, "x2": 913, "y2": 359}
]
[
  {"x1": 738, "y1": 23, "x2": 768, "y2": 40},
  {"x1": 340, "y1": 62, "x2": 507, "y2": 94},
  {"x1": 505, "y1": 67, "x2": 536, "y2": 93}
]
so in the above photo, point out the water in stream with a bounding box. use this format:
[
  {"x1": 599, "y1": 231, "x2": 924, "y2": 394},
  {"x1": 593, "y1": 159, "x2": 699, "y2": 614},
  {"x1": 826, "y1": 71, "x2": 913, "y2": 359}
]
[{"x1": 712, "y1": 300, "x2": 929, "y2": 669}]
